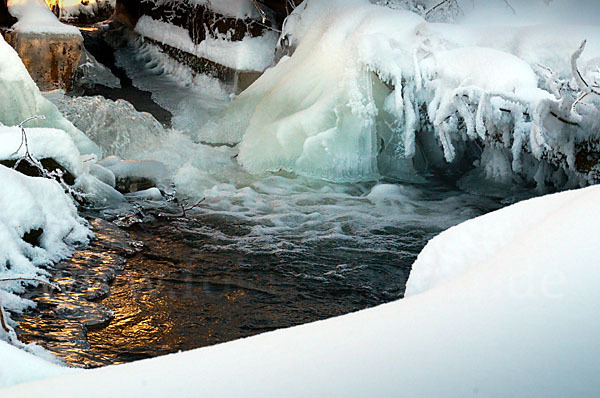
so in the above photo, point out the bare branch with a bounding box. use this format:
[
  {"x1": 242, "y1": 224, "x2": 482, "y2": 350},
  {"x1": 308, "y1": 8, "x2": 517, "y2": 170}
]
[
  {"x1": 425, "y1": 0, "x2": 452, "y2": 17},
  {"x1": 251, "y1": 0, "x2": 267, "y2": 24},
  {"x1": 502, "y1": 0, "x2": 516, "y2": 15},
  {"x1": 0, "y1": 278, "x2": 61, "y2": 292},
  {"x1": 570, "y1": 40, "x2": 600, "y2": 113}
]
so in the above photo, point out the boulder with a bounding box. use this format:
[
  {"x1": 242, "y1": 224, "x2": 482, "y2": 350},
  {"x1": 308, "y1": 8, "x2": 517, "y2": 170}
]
[{"x1": 4, "y1": 30, "x2": 83, "y2": 92}]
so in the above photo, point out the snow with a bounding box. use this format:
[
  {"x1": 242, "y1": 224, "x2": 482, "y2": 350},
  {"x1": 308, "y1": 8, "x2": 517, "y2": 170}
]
[
  {"x1": 0, "y1": 341, "x2": 74, "y2": 387},
  {"x1": 135, "y1": 16, "x2": 278, "y2": 72},
  {"x1": 7, "y1": 0, "x2": 81, "y2": 35},
  {"x1": 0, "y1": 126, "x2": 84, "y2": 176},
  {"x1": 2, "y1": 185, "x2": 600, "y2": 396},
  {"x1": 0, "y1": 164, "x2": 92, "y2": 345},
  {"x1": 0, "y1": 34, "x2": 100, "y2": 157}
]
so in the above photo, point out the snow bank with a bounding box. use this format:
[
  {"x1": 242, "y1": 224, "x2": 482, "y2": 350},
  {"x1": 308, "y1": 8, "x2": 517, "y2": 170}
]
[
  {"x1": 0, "y1": 34, "x2": 100, "y2": 157},
  {"x1": 204, "y1": 0, "x2": 600, "y2": 186},
  {"x1": 0, "y1": 341, "x2": 73, "y2": 387},
  {"x1": 7, "y1": 0, "x2": 81, "y2": 35},
  {"x1": 135, "y1": 16, "x2": 278, "y2": 72},
  {"x1": 3, "y1": 185, "x2": 599, "y2": 396}
]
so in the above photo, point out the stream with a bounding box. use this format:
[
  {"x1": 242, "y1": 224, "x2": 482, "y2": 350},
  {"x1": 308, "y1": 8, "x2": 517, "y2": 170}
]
[{"x1": 14, "y1": 25, "x2": 506, "y2": 368}]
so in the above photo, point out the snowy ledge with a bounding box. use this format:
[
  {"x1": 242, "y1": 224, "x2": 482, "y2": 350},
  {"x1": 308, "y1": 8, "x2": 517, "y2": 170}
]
[
  {"x1": 2, "y1": 184, "x2": 599, "y2": 396},
  {"x1": 7, "y1": 0, "x2": 81, "y2": 36},
  {"x1": 134, "y1": 15, "x2": 278, "y2": 72}
]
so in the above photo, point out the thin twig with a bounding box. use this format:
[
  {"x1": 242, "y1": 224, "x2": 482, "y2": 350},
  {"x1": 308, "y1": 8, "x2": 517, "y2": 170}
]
[
  {"x1": 251, "y1": 0, "x2": 267, "y2": 23},
  {"x1": 0, "y1": 278, "x2": 61, "y2": 292},
  {"x1": 425, "y1": 0, "x2": 453, "y2": 17},
  {"x1": 502, "y1": 0, "x2": 516, "y2": 15}
]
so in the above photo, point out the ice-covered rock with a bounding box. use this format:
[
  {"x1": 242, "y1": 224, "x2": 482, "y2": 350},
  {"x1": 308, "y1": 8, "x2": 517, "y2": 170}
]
[
  {"x1": 0, "y1": 34, "x2": 100, "y2": 157},
  {"x1": 98, "y1": 156, "x2": 171, "y2": 194},
  {"x1": 203, "y1": 0, "x2": 600, "y2": 187},
  {"x1": 6, "y1": 0, "x2": 83, "y2": 91}
]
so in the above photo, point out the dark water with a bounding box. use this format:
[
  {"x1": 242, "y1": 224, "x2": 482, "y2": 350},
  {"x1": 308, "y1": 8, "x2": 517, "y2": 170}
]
[{"x1": 14, "y1": 208, "x2": 433, "y2": 367}]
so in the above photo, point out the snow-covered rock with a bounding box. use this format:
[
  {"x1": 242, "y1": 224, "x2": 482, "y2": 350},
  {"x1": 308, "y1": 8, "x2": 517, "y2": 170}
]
[
  {"x1": 0, "y1": 126, "x2": 84, "y2": 176},
  {"x1": 135, "y1": 15, "x2": 278, "y2": 72},
  {"x1": 7, "y1": 0, "x2": 81, "y2": 35}
]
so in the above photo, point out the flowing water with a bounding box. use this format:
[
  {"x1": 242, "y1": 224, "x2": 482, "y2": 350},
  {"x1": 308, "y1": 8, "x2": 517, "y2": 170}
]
[{"x1": 14, "y1": 26, "x2": 506, "y2": 368}]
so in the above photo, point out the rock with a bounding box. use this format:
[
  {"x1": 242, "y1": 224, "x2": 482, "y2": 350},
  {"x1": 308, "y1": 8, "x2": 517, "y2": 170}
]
[
  {"x1": 0, "y1": 0, "x2": 16, "y2": 26},
  {"x1": 4, "y1": 30, "x2": 83, "y2": 92},
  {"x1": 115, "y1": 175, "x2": 156, "y2": 194},
  {"x1": 0, "y1": 158, "x2": 75, "y2": 185},
  {"x1": 22, "y1": 227, "x2": 43, "y2": 247}
]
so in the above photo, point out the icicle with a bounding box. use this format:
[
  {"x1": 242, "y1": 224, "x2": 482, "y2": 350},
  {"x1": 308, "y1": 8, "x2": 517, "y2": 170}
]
[
  {"x1": 403, "y1": 87, "x2": 417, "y2": 158},
  {"x1": 454, "y1": 92, "x2": 476, "y2": 140},
  {"x1": 475, "y1": 92, "x2": 487, "y2": 139},
  {"x1": 437, "y1": 118, "x2": 457, "y2": 162},
  {"x1": 413, "y1": 49, "x2": 422, "y2": 91}
]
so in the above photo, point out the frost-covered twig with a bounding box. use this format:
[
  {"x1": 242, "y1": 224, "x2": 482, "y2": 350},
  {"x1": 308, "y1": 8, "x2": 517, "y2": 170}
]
[
  {"x1": 0, "y1": 278, "x2": 61, "y2": 292},
  {"x1": 502, "y1": 0, "x2": 516, "y2": 15},
  {"x1": 425, "y1": 0, "x2": 454, "y2": 17},
  {"x1": 158, "y1": 198, "x2": 205, "y2": 218},
  {"x1": 10, "y1": 116, "x2": 85, "y2": 203},
  {"x1": 571, "y1": 40, "x2": 600, "y2": 114}
]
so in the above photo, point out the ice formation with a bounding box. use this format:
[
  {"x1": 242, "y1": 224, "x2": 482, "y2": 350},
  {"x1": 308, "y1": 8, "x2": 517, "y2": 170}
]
[
  {"x1": 204, "y1": 0, "x2": 600, "y2": 187},
  {"x1": 113, "y1": 34, "x2": 231, "y2": 133},
  {"x1": 0, "y1": 34, "x2": 100, "y2": 157},
  {"x1": 51, "y1": 94, "x2": 166, "y2": 159}
]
